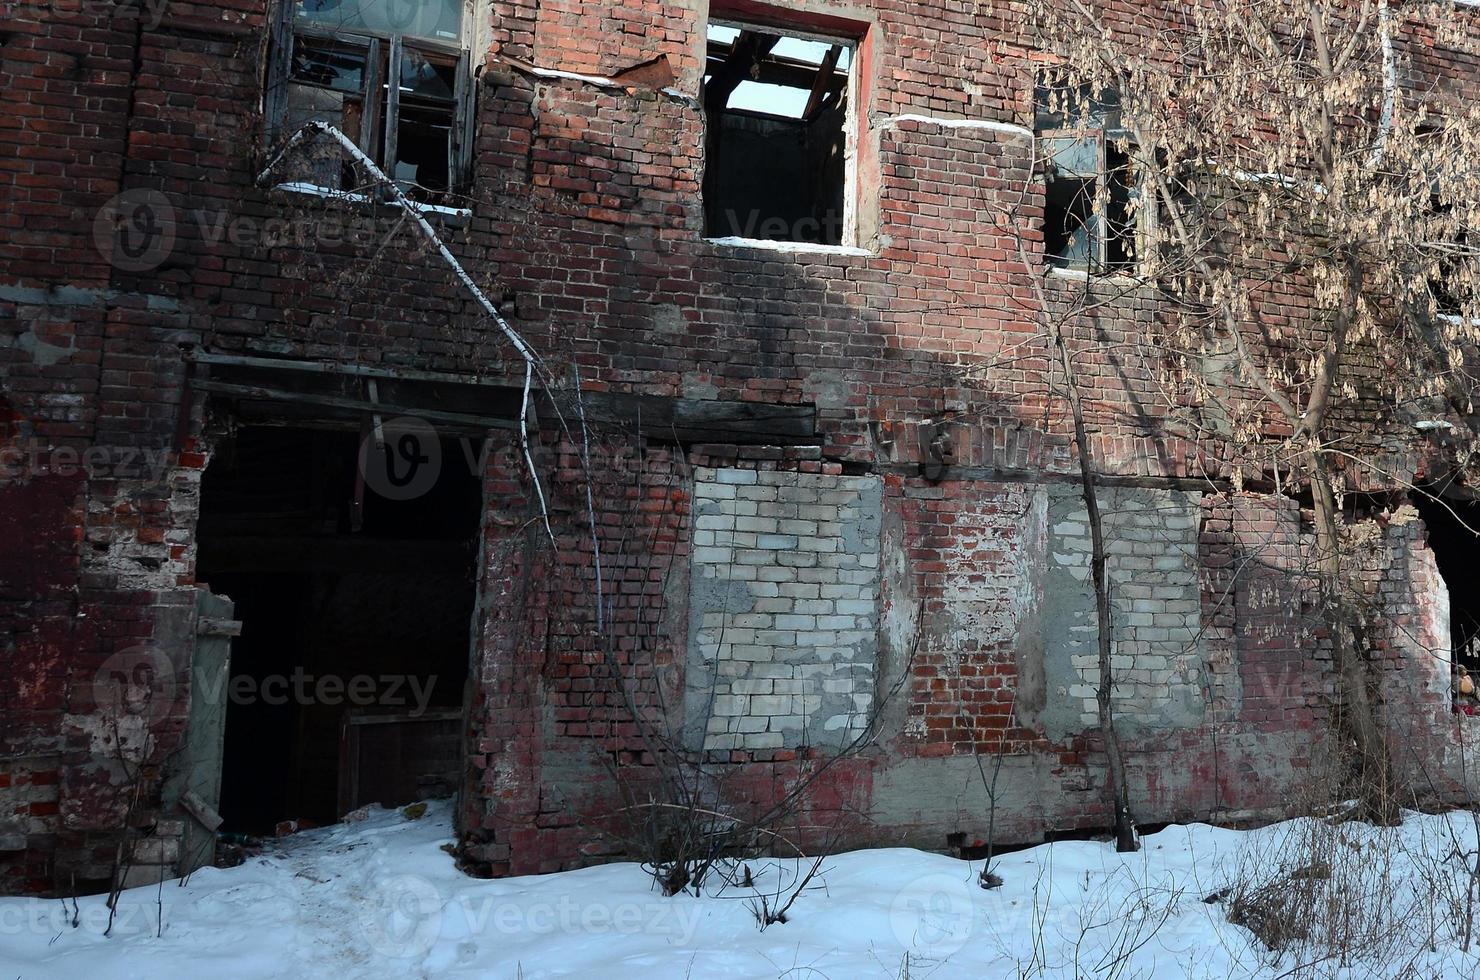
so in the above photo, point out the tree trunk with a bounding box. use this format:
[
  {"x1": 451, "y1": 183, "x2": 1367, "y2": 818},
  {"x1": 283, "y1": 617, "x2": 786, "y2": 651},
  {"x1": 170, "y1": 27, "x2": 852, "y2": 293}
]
[
  {"x1": 1308, "y1": 456, "x2": 1399, "y2": 824},
  {"x1": 1052, "y1": 326, "x2": 1138, "y2": 852}
]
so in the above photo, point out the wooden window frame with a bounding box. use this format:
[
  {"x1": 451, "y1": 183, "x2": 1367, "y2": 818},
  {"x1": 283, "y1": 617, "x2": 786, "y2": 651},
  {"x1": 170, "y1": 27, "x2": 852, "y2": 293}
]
[
  {"x1": 1035, "y1": 80, "x2": 1149, "y2": 276},
  {"x1": 265, "y1": 0, "x2": 475, "y2": 199}
]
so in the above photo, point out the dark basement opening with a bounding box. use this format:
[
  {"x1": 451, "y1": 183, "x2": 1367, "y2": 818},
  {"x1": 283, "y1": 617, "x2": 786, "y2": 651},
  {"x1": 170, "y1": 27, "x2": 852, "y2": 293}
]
[
  {"x1": 196, "y1": 424, "x2": 481, "y2": 834},
  {"x1": 1413, "y1": 490, "x2": 1480, "y2": 709}
]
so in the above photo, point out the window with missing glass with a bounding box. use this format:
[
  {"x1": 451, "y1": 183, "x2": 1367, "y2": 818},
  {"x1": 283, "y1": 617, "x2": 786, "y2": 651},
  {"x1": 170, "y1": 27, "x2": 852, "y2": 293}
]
[
  {"x1": 265, "y1": 0, "x2": 474, "y2": 204},
  {"x1": 1034, "y1": 78, "x2": 1143, "y2": 274},
  {"x1": 701, "y1": 17, "x2": 858, "y2": 246}
]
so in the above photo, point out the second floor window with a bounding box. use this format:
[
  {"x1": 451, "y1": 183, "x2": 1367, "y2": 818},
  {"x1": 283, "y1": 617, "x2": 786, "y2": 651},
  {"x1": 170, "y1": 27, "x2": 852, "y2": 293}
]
[
  {"x1": 1035, "y1": 78, "x2": 1142, "y2": 274},
  {"x1": 267, "y1": 0, "x2": 473, "y2": 203},
  {"x1": 701, "y1": 14, "x2": 858, "y2": 246}
]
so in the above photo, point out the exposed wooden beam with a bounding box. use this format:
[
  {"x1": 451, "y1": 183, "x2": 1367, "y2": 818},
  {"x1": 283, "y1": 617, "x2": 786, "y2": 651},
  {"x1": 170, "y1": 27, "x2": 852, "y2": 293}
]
[
  {"x1": 803, "y1": 45, "x2": 843, "y2": 119},
  {"x1": 191, "y1": 354, "x2": 818, "y2": 444},
  {"x1": 705, "y1": 53, "x2": 846, "y2": 94},
  {"x1": 192, "y1": 379, "x2": 522, "y2": 431}
]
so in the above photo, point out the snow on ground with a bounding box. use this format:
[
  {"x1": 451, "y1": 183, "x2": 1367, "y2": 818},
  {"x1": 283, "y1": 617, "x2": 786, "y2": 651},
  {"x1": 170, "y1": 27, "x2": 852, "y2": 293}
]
[{"x1": 4, "y1": 801, "x2": 1480, "y2": 979}]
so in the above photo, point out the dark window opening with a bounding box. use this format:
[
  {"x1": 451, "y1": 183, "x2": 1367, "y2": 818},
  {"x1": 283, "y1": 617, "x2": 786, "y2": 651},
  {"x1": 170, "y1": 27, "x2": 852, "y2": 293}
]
[
  {"x1": 1430, "y1": 203, "x2": 1471, "y2": 318},
  {"x1": 197, "y1": 425, "x2": 481, "y2": 834},
  {"x1": 1412, "y1": 491, "x2": 1480, "y2": 712},
  {"x1": 1410, "y1": 125, "x2": 1472, "y2": 319},
  {"x1": 1035, "y1": 77, "x2": 1140, "y2": 274},
  {"x1": 269, "y1": 1, "x2": 472, "y2": 204},
  {"x1": 701, "y1": 20, "x2": 854, "y2": 244}
]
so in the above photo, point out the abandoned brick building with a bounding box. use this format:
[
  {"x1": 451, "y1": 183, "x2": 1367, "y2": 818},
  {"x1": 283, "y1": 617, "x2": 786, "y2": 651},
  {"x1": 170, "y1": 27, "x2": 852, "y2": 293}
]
[{"x1": 3, "y1": 0, "x2": 1478, "y2": 894}]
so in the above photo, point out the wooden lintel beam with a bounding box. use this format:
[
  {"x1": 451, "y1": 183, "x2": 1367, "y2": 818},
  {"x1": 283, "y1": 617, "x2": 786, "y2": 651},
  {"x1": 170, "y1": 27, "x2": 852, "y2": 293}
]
[{"x1": 192, "y1": 379, "x2": 521, "y2": 431}]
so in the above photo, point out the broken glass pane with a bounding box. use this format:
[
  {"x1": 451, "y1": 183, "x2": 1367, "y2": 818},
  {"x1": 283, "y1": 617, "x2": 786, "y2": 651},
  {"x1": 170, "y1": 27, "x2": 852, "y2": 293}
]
[
  {"x1": 1105, "y1": 144, "x2": 1136, "y2": 269},
  {"x1": 296, "y1": 0, "x2": 462, "y2": 42},
  {"x1": 1045, "y1": 136, "x2": 1100, "y2": 180},
  {"x1": 283, "y1": 84, "x2": 359, "y2": 188},
  {"x1": 1034, "y1": 79, "x2": 1120, "y2": 131},
  {"x1": 399, "y1": 48, "x2": 456, "y2": 102},
  {"x1": 291, "y1": 40, "x2": 367, "y2": 92},
  {"x1": 394, "y1": 103, "x2": 453, "y2": 197},
  {"x1": 1045, "y1": 176, "x2": 1098, "y2": 269}
]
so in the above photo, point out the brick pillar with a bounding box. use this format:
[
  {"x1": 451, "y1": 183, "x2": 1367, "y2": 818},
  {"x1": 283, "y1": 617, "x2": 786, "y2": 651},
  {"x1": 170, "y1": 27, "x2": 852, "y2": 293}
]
[{"x1": 459, "y1": 435, "x2": 548, "y2": 875}]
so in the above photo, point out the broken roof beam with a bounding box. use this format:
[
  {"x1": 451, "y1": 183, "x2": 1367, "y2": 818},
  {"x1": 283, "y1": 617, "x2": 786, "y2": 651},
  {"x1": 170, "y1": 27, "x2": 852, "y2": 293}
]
[
  {"x1": 803, "y1": 44, "x2": 843, "y2": 118},
  {"x1": 704, "y1": 52, "x2": 846, "y2": 92},
  {"x1": 704, "y1": 30, "x2": 780, "y2": 112}
]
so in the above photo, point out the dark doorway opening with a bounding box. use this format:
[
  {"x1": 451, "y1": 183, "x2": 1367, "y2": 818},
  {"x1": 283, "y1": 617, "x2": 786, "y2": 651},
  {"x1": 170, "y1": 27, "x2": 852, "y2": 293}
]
[
  {"x1": 196, "y1": 424, "x2": 482, "y2": 834},
  {"x1": 1413, "y1": 491, "x2": 1480, "y2": 706}
]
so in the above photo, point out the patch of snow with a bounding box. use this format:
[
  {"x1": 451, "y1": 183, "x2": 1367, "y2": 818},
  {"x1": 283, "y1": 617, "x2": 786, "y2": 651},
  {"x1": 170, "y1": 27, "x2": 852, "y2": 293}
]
[
  {"x1": 704, "y1": 237, "x2": 872, "y2": 256},
  {"x1": 270, "y1": 182, "x2": 472, "y2": 220},
  {"x1": 3, "y1": 801, "x2": 1479, "y2": 978},
  {"x1": 879, "y1": 113, "x2": 1034, "y2": 141}
]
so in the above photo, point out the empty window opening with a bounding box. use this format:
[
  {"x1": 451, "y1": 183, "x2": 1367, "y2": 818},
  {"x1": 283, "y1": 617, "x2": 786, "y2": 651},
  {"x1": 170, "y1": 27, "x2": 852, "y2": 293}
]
[
  {"x1": 1429, "y1": 198, "x2": 1472, "y2": 318},
  {"x1": 196, "y1": 425, "x2": 481, "y2": 834},
  {"x1": 702, "y1": 20, "x2": 855, "y2": 245},
  {"x1": 1035, "y1": 78, "x2": 1142, "y2": 274},
  {"x1": 1412, "y1": 491, "x2": 1480, "y2": 712},
  {"x1": 270, "y1": 0, "x2": 472, "y2": 203}
]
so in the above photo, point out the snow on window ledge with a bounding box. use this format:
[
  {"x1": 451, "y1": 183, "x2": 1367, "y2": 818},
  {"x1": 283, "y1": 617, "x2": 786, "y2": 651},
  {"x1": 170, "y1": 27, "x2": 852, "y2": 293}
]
[
  {"x1": 1047, "y1": 265, "x2": 1142, "y2": 287},
  {"x1": 269, "y1": 182, "x2": 472, "y2": 224},
  {"x1": 704, "y1": 236, "x2": 872, "y2": 257}
]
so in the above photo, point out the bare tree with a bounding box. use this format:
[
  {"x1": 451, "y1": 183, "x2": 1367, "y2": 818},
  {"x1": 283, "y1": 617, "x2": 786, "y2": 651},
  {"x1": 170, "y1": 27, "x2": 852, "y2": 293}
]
[{"x1": 1018, "y1": 0, "x2": 1480, "y2": 821}]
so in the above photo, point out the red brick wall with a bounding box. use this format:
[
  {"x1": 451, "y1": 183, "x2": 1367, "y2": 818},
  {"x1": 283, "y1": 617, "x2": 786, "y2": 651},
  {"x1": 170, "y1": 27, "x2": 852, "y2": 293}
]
[{"x1": 2, "y1": 0, "x2": 1475, "y2": 891}]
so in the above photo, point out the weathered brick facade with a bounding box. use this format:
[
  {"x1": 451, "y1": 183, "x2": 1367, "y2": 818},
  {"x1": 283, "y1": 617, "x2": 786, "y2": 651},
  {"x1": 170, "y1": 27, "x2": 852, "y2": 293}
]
[{"x1": 2, "y1": 0, "x2": 1477, "y2": 893}]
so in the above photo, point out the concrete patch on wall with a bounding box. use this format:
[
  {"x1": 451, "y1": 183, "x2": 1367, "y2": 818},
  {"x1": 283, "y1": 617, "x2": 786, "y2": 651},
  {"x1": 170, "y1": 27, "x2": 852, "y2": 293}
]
[
  {"x1": 683, "y1": 468, "x2": 882, "y2": 751},
  {"x1": 1041, "y1": 486, "x2": 1204, "y2": 740}
]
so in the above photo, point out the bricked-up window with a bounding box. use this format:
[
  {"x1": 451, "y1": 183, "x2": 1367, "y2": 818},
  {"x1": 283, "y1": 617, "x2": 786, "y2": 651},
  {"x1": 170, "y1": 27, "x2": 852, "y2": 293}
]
[
  {"x1": 1035, "y1": 79, "x2": 1141, "y2": 274},
  {"x1": 265, "y1": 0, "x2": 473, "y2": 204},
  {"x1": 702, "y1": 20, "x2": 855, "y2": 245}
]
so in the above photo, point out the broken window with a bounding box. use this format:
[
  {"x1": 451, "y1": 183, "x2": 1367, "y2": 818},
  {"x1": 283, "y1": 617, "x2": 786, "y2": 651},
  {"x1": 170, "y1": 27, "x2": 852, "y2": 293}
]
[
  {"x1": 1429, "y1": 201, "x2": 1470, "y2": 318},
  {"x1": 1427, "y1": 196, "x2": 1473, "y2": 319},
  {"x1": 1035, "y1": 78, "x2": 1143, "y2": 274},
  {"x1": 266, "y1": 0, "x2": 473, "y2": 203},
  {"x1": 1410, "y1": 125, "x2": 1472, "y2": 318},
  {"x1": 701, "y1": 18, "x2": 856, "y2": 245}
]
